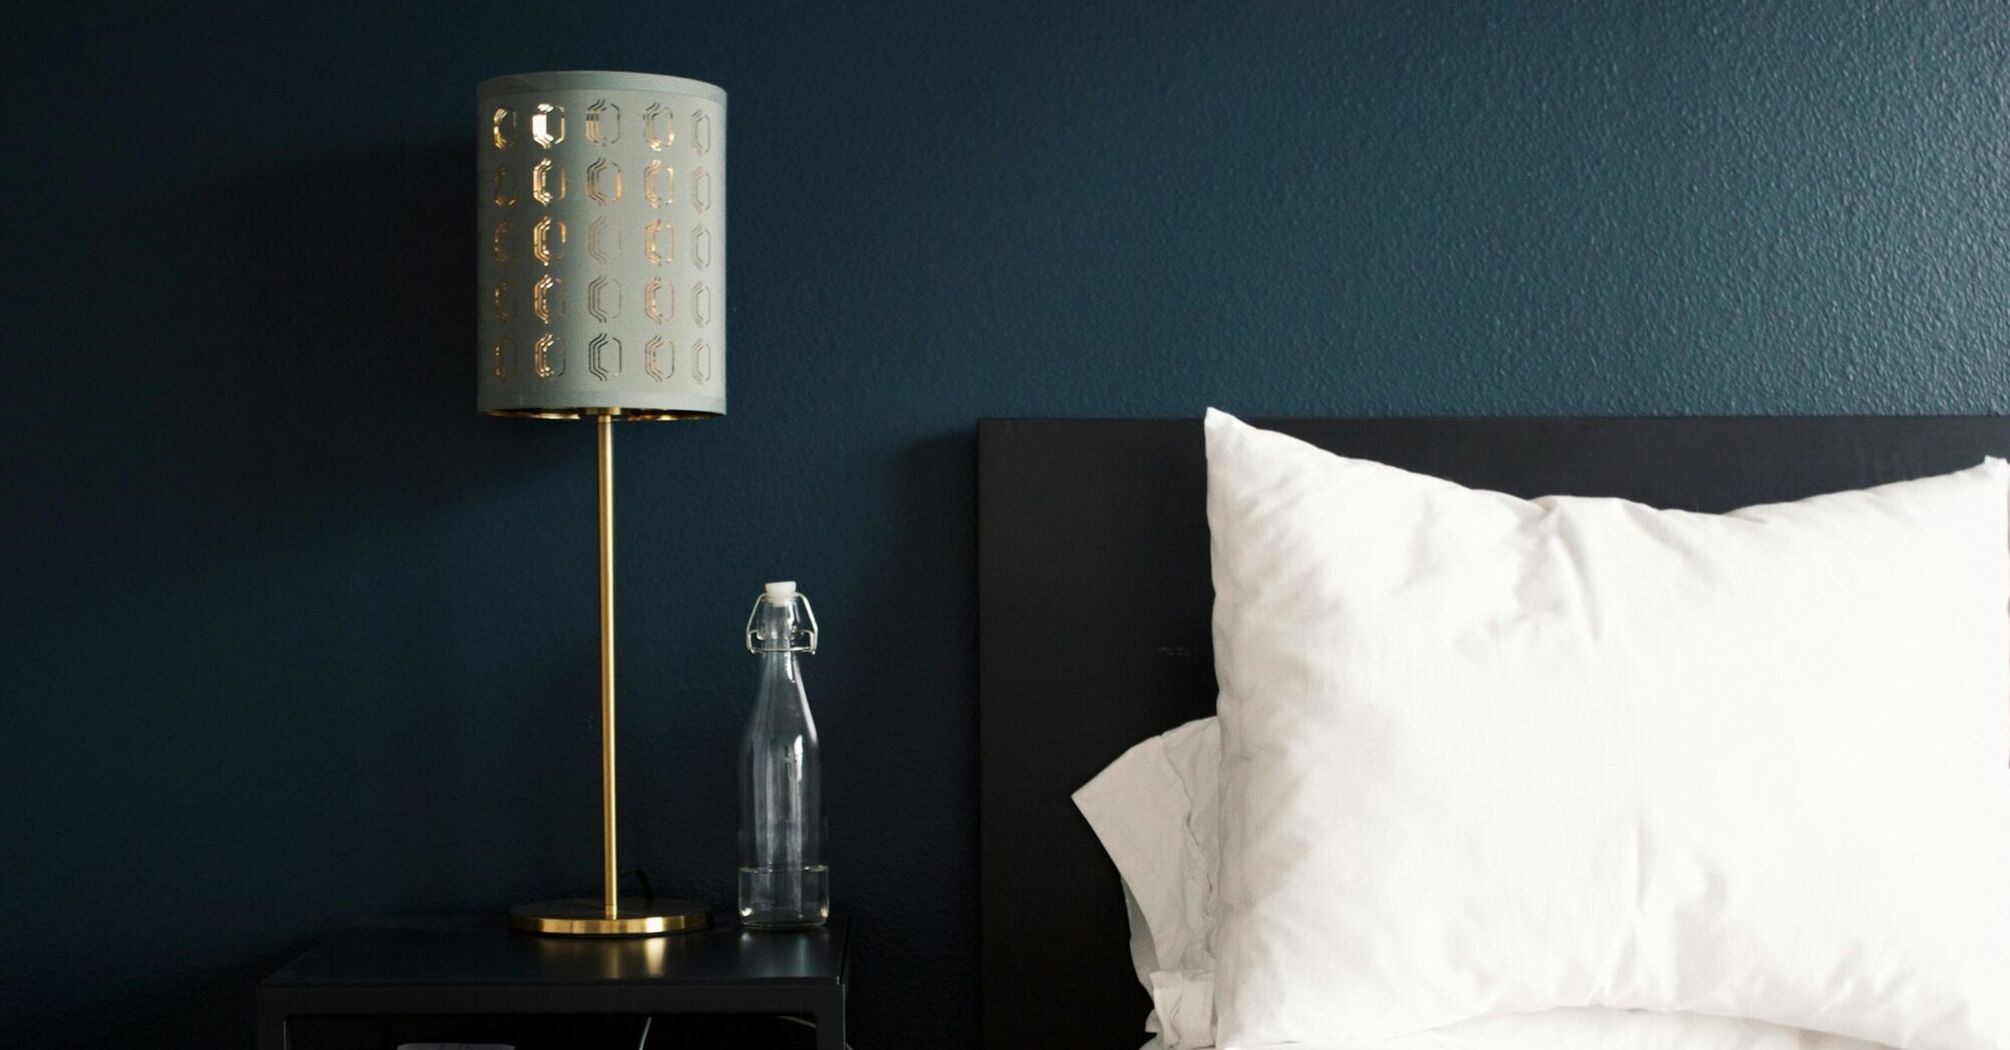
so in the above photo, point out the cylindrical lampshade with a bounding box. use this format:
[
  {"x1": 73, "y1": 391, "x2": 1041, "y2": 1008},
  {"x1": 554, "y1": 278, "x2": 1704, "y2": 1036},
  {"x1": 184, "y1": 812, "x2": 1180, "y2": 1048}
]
[{"x1": 477, "y1": 71, "x2": 726, "y2": 419}]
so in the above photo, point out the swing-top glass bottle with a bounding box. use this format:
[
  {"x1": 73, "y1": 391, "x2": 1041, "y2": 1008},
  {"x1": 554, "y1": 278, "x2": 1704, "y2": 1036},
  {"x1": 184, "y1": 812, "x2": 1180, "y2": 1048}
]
[{"x1": 738, "y1": 581, "x2": 829, "y2": 928}]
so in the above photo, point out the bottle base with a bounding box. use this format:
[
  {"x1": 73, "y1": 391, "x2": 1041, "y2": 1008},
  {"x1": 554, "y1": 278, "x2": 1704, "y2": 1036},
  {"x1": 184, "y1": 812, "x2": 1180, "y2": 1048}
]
[
  {"x1": 740, "y1": 917, "x2": 829, "y2": 931},
  {"x1": 737, "y1": 864, "x2": 830, "y2": 929}
]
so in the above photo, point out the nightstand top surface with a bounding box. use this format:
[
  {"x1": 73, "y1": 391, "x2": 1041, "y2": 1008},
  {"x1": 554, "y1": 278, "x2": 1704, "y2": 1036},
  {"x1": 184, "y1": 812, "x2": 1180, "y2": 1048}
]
[{"x1": 261, "y1": 913, "x2": 848, "y2": 989}]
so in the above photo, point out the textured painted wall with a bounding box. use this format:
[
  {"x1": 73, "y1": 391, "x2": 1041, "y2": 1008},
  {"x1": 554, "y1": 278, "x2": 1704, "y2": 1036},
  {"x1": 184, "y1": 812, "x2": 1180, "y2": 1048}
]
[{"x1": 5, "y1": 1, "x2": 2008, "y2": 1045}]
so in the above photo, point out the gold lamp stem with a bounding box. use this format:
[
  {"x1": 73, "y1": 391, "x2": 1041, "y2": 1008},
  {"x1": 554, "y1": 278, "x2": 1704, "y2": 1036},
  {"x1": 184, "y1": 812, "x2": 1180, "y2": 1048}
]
[
  {"x1": 506, "y1": 415, "x2": 708, "y2": 937},
  {"x1": 598, "y1": 414, "x2": 619, "y2": 919}
]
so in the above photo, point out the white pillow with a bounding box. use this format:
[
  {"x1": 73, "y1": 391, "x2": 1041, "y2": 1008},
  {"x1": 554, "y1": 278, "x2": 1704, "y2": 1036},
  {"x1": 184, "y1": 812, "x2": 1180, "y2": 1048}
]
[
  {"x1": 1205, "y1": 410, "x2": 2010, "y2": 1049},
  {"x1": 1080, "y1": 717, "x2": 1889, "y2": 1050}
]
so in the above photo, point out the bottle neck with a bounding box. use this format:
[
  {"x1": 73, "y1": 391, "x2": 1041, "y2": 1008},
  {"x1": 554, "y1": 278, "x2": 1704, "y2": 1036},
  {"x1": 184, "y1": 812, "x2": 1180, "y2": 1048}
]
[
  {"x1": 757, "y1": 648, "x2": 803, "y2": 692},
  {"x1": 760, "y1": 648, "x2": 799, "y2": 670}
]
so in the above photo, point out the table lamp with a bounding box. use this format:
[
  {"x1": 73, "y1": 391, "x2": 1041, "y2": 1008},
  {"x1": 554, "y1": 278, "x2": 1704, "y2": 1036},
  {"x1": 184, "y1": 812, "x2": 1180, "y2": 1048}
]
[{"x1": 476, "y1": 70, "x2": 726, "y2": 936}]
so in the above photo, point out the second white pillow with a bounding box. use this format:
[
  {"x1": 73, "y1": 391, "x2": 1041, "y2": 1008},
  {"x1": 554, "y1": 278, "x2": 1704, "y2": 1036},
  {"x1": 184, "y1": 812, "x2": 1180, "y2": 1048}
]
[{"x1": 1078, "y1": 716, "x2": 1890, "y2": 1050}]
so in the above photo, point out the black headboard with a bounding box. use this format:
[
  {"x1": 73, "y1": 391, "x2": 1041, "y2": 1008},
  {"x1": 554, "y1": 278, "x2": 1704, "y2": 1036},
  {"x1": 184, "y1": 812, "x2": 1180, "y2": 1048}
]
[{"x1": 976, "y1": 416, "x2": 2010, "y2": 1050}]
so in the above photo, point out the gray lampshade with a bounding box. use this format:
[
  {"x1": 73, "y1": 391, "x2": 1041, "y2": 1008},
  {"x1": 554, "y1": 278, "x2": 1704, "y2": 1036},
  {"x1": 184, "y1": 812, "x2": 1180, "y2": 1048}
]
[{"x1": 477, "y1": 71, "x2": 726, "y2": 419}]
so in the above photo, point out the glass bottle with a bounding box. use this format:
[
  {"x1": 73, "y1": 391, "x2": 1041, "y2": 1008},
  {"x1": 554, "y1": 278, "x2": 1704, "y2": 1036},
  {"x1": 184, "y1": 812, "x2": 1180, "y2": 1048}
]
[{"x1": 738, "y1": 581, "x2": 829, "y2": 928}]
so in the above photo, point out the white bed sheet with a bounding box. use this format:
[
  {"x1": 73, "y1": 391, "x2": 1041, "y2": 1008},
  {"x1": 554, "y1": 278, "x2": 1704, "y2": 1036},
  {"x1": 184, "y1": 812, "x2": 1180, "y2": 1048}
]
[{"x1": 1134, "y1": 1009, "x2": 1895, "y2": 1050}]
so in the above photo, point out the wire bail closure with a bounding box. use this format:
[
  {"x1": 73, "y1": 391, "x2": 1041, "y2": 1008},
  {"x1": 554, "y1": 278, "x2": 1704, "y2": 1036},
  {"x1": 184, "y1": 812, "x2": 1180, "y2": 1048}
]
[{"x1": 746, "y1": 591, "x2": 818, "y2": 654}]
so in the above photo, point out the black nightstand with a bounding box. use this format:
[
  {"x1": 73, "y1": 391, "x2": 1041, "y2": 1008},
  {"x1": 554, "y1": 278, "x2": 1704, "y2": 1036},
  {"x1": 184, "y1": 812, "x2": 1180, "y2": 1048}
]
[{"x1": 257, "y1": 914, "x2": 848, "y2": 1050}]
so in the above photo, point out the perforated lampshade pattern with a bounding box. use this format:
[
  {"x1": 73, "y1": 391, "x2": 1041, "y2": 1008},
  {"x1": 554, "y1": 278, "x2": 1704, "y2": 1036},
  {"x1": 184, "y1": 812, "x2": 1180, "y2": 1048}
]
[{"x1": 478, "y1": 70, "x2": 725, "y2": 419}]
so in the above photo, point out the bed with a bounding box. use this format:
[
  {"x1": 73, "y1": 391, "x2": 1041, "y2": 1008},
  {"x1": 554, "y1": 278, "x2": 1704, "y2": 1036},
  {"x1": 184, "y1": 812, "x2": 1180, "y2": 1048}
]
[{"x1": 975, "y1": 415, "x2": 2010, "y2": 1050}]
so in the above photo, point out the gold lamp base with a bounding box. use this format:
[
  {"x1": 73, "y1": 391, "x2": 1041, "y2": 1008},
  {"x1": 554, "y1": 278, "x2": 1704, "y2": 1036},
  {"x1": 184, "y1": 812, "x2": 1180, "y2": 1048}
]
[{"x1": 509, "y1": 897, "x2": 711, "y2": 937}]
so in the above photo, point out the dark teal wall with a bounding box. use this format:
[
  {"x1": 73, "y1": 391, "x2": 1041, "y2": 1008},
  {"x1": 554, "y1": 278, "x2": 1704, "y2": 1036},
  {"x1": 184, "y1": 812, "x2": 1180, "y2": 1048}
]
[{"x1": 6, "y1": 2, "x2": 2008, "y2": 1045}]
